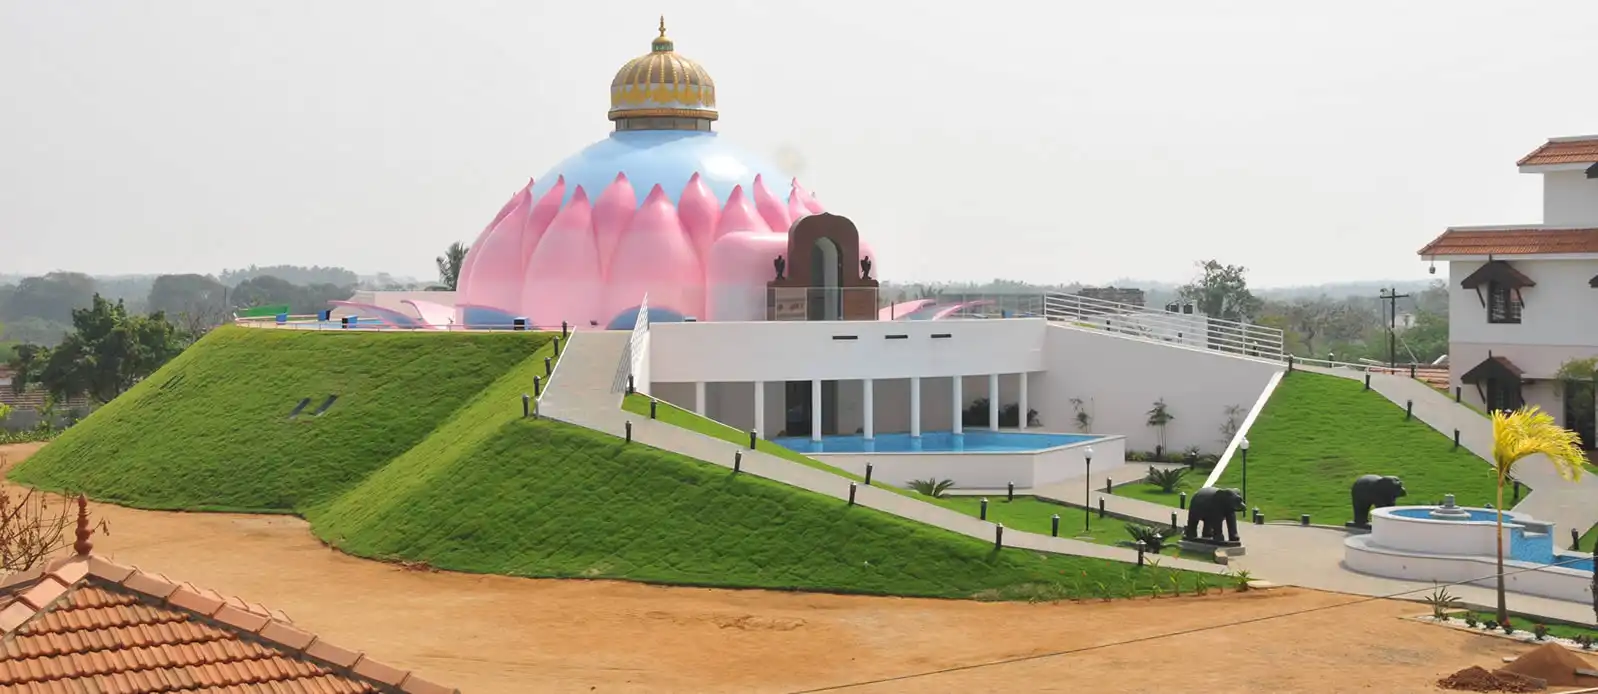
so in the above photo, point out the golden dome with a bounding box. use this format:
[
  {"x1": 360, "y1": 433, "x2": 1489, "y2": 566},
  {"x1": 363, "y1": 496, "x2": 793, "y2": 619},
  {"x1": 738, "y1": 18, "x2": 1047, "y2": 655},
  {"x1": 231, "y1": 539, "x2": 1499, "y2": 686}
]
[{"x1": 608, "y1": 17, "x2": 718, "y2": 125}]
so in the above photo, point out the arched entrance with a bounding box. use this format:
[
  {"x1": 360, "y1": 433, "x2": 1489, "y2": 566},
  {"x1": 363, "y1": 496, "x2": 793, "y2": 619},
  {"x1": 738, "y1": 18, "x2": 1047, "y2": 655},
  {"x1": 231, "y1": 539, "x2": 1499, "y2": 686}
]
[{"x1": 808, "y1": 236, "x2": 841, "y2": 321}]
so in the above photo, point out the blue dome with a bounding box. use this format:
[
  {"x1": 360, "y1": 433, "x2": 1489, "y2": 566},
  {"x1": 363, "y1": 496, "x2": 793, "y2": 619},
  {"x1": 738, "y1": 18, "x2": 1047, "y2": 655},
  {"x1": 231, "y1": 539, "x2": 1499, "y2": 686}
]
[
  {"x1": 605, "y1": 305, "x2": 687, "y2": 330},
  {"x1": 532, "y1": 130, "x2": 791, "y2": 208}
]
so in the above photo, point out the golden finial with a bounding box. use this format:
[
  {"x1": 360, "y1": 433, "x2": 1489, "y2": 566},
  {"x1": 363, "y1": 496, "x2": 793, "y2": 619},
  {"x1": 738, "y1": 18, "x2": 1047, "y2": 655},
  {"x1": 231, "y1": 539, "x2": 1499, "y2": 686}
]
[
  {"x1": 651, "y1": 16, "x2": 674, "y2": 52},
  {"x1": 658, "y1": 15, "x2": 667, "y2": 38},
  {"x1": 73, "y1": 495, "x2": 93, "y2": 557}
]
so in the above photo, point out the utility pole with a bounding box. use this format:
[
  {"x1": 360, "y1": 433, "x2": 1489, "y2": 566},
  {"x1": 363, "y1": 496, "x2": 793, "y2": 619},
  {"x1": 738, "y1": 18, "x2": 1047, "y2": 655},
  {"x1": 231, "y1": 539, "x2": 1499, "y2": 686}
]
[{"x1": 1379, "y1": 287, "x2": 1411, "y2": 370}]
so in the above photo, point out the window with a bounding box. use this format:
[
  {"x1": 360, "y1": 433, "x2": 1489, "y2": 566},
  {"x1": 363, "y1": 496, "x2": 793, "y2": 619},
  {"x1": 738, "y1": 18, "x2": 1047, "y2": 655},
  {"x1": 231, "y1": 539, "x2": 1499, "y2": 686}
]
[
  {"x1": 1485, "y1": 378, "x2": 1521, "y2": 413},
  {"x1": 1487, "y1": 281, "x2": 1521, "y2": 324}
]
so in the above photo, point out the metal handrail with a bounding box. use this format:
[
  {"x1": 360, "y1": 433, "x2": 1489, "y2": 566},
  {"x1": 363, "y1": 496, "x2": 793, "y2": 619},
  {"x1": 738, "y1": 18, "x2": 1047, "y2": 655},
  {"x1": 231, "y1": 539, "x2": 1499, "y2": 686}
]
[{"x1": 1041, "y1": 292, "x2": 1286, "y2": 361}]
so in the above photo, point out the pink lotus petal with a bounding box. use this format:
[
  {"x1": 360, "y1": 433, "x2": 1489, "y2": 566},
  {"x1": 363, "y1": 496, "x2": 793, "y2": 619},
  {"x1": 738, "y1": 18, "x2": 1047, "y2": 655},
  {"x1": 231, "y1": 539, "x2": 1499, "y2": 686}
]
[
  {"x1": 606, "y1": 184, "x2": 703, "y2": 320},
  {"x1": 753, "y1": 174, "x2": 791, "y2": 235},
  {"x1": 678, "y1": 172, "x2": 722, "y2": 263},
  {"x1": 521, "y1": 186, "x2": 602, "y2": 326},
  {"x1": 715, "y1": 184, "x2": 770, "y2": 239},
  {"x1": 591, "y1": 172, "x2": 638, "y2": 280},
  {"x1": 519, "y1": 176, "x2": 566, "y2": 272},
  {"x1": 456, "y1": 186, "x2": 532, "y2": 314}
]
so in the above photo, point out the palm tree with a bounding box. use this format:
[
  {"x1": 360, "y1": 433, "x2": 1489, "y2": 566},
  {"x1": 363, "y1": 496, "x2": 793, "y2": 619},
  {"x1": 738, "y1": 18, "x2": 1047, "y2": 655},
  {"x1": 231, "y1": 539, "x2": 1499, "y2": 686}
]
[
  {"x1": 435, "y1": 242, "x2": 470, "y2": 291},
  {"x1": 1489, "y1": 405, "x2": 1586, "y2": 623}
]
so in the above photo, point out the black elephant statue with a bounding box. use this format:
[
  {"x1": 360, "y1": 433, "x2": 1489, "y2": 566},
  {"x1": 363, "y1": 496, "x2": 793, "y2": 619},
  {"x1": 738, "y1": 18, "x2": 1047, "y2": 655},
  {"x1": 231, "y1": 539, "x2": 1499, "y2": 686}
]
[
  {"x1": 1184, "y1": 486, "x2": 1245, "y2": 544},
  {"x1": 1350, "y1": 475, "x2": 1407, "y2": 527}
]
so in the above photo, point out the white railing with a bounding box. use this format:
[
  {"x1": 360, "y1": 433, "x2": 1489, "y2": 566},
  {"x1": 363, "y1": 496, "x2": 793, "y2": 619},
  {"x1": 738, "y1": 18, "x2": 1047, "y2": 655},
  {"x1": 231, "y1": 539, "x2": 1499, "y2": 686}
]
[
  {"x1": 1042, "y1": 292, "x2": 1287, "y2": 361},
  {"x1": 612, "y1": 294, "x2": 651, "y2": 394}
]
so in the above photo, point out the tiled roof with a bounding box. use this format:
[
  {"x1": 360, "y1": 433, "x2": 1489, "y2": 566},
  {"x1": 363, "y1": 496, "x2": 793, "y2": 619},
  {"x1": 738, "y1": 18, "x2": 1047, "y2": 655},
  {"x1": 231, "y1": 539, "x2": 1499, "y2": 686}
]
[
  {"x1": 0, "y1": 500, "x2": 458, "y2": 693},
  {"x1": 1518, "y1": 136, "x2": 1598, "y2": 167},
  {"x1": 1416, "y1": 227, "x2": 1598, "y2": 257},
  {"x1": 0, "y1": 367, "x2": 93, "y2": 412}
]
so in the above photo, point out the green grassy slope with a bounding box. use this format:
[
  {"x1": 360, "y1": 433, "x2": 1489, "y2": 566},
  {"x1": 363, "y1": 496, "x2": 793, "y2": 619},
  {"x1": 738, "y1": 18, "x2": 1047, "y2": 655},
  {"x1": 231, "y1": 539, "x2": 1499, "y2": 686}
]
[
  {"x1": 11, "y1": 326, "x2": 549, "y2": 512},
  {"x1": 313, "y1": 414, "x2": 1183, "y2": 598},
  {"x1": 1208, "y1": 371, "x2": 1499, "y2": 524}
]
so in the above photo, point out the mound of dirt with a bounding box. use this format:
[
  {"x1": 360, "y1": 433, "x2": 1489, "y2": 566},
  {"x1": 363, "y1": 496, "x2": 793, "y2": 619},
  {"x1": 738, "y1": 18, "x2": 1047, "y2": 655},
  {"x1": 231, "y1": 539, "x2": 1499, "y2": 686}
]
[
  {"x1": 1436, "y1": 665, "x2": 1542, "y2": 692},
  {"x1": 1498, "y1": 643, "x2": 1597, "y2": 688}
]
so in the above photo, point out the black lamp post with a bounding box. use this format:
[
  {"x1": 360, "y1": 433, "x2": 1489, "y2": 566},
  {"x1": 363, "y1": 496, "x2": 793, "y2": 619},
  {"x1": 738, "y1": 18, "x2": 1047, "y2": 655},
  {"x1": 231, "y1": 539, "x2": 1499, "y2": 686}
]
[
  {"x1": 1084, "y1": 446, "x2": 1095, "y2": 532},
  {"x1": 1239, "y1": 437, "x2": 1250, "y2": 504}
]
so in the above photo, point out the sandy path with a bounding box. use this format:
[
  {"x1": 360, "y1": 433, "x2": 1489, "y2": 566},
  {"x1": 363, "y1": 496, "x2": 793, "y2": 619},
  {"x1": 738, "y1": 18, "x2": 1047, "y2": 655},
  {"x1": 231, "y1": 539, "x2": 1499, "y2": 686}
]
[{"x1": 0, "y1": 443, "x2": 1546, "y2": 693}]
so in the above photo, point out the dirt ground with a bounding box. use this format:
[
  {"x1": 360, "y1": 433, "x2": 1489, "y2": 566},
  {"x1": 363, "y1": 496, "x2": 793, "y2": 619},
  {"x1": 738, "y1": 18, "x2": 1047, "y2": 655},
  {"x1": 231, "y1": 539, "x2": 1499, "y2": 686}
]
[{"x1": 0, "y1": 443, "x2": 1560, "y2": 693}]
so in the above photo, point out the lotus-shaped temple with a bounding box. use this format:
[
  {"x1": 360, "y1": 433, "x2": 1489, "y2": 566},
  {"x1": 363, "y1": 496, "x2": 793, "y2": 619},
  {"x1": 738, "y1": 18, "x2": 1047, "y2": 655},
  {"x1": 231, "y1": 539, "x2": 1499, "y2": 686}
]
[{"x1": 440, "y1": 18, "x2": 879, "y2": 329}]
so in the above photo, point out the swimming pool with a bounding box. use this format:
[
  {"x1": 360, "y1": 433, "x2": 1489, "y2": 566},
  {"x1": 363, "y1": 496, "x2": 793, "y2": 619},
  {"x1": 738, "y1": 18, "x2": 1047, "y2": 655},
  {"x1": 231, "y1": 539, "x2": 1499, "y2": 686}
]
[
  {"x1": 772, "y1": 431, "x2": 1100, "y2": 454},
  {"x1": 1388, "y1": 507, "x2": 1593, "y2": 573}
]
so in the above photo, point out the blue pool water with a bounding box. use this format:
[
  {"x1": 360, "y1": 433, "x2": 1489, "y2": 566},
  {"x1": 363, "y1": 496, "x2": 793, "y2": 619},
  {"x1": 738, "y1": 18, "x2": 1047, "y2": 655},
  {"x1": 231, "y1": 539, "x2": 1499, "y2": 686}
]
[
  {"x1": 772, "y1": 431, "x2": 1100, "y2": 454},
  {"x1": 1391, "y1": 507, "x2": 1594, "y2": 573}
]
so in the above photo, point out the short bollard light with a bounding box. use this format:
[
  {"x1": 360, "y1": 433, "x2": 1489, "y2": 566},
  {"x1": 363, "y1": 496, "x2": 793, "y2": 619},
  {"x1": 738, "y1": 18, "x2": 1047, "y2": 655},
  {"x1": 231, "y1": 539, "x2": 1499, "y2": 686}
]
[
  {"x1": 1135, "y1": 540, "x2": 1146, "y2": 567},
  {"x1": 1007, "y1": 482, "x2": 1015, "y2": 501},
  {"x1": 864, "y1": 463, "x2": 874, "y2": 486},
  {"x1": 994, "y1": 523, "x2": 1005, "y2": 550},
  {"x1": 561, "y1": 321, "x2": 569, "y2": 338},
  {"x1": 545, "y1": 356, "x2": 553, "y2": 376},
  {"x1": 1286, "y1": 355, "x2": 1295, "y2": 372},
  {"x1": 1169, "y1": 512, "x2": 1178, "y2": 531},
  {"x1": 1455, "y1": 386, "x2": 1462, "y2": 403},
  {"x1": 1097, "y1": 498, "x2": 1105, "y2": 519},
  {"x1": 1453, "y1": 428, "x2": 1460, "y2": 449},
  {"x1": 1300, "y1": 513, "x2": 1310, "y2": 526},
  {"x1": 533, "y1": 375, "x2": 542, "y2": 396},
  {"x1": 848, "y1": 482, "x2": 857, "y2": 506},
  {"x1": 521, "y1": 393, "x2": 530, "y2": 418},
  {"x1": 553, "y1": 336, "x2": 561, "y2": 356},
  {"x1": 624, "y1": 421, "x2": 633, "y2": 443},
  {"x1": 1405, "y1": 399, "x2": 1413, "y2": 420},
  {"x1": 649, "y1": 399, "x2": 658, "y2": 419},
  {"x1": 748, "y1": 429, "x2": 757, "y2": 449},
  {"x1": 1364, "y1": 373, "x2": 1371, "y2": 390},
  {"x1": 1105, "y1": 478, "x2": 1112, "y2": 494},
  {"x1": 979, "y1": 498, "x2": 989, "y2": 520},
  {"x1": 1409, "y1": 364, "x2": 1417, "y2": 379},
  {"x1": 1051, "y1": 514, "x2": 1060, "y2": 537},
  {"x1": 1252, "y1": 508, "x2": 1263, "y2": 525},
  {"x1": 1574, "y1": 528, "x2": 1583, "y2": 551},
  {"x1": 627, "y1": 375, "x2": 635, "y2": 394},
  {"x1": 733, "y1": 450, "x2": 742, "y2": 473},
  {"x1": 1179, "y1": 491, "x2": 1187, "y2": 509}
]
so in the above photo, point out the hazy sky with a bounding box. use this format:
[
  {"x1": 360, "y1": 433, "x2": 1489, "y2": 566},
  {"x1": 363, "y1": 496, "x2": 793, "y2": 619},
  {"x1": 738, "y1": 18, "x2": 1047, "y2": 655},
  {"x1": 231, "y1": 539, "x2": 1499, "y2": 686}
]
[{"x1": 2, "y1": 1, "x2": 1595, "y2": 287}]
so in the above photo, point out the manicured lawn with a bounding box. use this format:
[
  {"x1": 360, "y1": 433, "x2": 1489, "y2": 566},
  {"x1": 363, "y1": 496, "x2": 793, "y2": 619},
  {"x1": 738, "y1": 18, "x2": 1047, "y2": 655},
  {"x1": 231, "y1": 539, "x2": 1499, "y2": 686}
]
[
  {"x1": 1454, "y1": 611, "x2": 1598, "y2": 643},
  {"x1": 933, "y1": 495, "x2": 1192, "y2": 554},
  {"x1": 1575, "y1": 523, "x2": 1598, "y2": 553},
  {"x1": 1111, "y1": 468, "x2": 1204, "y2": 509},
  {"x1": 315, "y1": 414, "x2": 1196, "y2": 599},
  {"x1": 1209, "y1": 371, "x2": 1502, "y2": 525},
  {"x1": 12, "y1": 326, "x2": 551, "y2": 513}
]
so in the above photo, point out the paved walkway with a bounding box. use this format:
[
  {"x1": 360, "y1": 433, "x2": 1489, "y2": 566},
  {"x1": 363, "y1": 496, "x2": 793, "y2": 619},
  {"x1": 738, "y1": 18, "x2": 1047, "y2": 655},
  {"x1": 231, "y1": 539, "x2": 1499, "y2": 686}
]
[
  {"x1": 1302, "y1": 365, "x2": 1598, "y2": 536},
  {"x1": 539, "y1": 331, "x2": 1223, "y2": 574}
]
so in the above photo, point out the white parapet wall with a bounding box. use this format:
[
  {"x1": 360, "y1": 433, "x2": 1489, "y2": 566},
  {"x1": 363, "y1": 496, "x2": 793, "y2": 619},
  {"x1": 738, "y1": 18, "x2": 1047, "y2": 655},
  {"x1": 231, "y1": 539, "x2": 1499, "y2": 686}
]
[{"x1": 814, "y1": 436, "x2": 1126, "y2": 490}]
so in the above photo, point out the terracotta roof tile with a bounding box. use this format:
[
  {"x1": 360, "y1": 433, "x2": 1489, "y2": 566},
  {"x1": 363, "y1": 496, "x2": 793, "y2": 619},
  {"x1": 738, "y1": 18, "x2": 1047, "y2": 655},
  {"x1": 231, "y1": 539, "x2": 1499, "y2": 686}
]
[
  {"x1": 0, "y1": 556, "x2": 460, "y2": 694},
  {"x1": 1518, "y1": 136, "x2": 1598, "y2": 166},
  {"x1": 1417, "y1": 227, "x2": 1598, "y2": 257}
]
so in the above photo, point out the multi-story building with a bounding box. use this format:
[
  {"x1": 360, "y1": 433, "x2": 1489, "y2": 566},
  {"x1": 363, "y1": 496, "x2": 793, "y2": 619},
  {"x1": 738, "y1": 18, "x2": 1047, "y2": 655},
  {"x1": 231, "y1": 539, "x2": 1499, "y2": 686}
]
[{"x1": 1418, "y1": 134, "x2": 1598, "y2": 446}]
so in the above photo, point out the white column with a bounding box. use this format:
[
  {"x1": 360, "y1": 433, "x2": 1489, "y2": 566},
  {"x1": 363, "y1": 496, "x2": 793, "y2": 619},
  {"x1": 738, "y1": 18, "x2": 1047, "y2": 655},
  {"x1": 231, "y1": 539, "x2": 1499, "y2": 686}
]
[
  {"x1": 694, "y1": 381, "x2": 707, "y2": 416},
  {"x1": 1017, "y1": 372, "x2": 1029, "y2": 431},
  {"x1": 988, "y1": 373, "x2": 1000, "y2": 432},
  {"x1": 952, "y1": 376, "x2": 964, "y2": 435},
  {"x1": 910, "y1": 377, "x2": 922, "y2": 437},
  {"x1": 811, "y1": 379, "x2": 823, "y2": 442},
  {"x1": 754, "y1": 380, "x2": 766, "y2": 438},
  {"x1": 862, "y1": 378, "x2": 875, "y2": 440}
]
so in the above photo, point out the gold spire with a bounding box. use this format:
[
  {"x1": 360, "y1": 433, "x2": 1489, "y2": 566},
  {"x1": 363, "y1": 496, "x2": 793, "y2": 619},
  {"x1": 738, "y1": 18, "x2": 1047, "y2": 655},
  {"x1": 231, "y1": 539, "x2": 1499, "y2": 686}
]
[{"x1": 652, "y1": 15, "x2": 673, "y2": 52}]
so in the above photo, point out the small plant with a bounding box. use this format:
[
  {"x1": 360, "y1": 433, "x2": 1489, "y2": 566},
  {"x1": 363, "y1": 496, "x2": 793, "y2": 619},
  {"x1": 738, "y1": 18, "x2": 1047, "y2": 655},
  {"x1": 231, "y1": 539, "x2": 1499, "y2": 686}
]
[
  {"x1": 1423, "y1": 585, "x2": 1462, "y2": 621},
  {"x1": 1124, "y1": 523, "x2": 1177, "y2": 552},
  {"x1": 1193, "y1": 574, "x2": 1210, "y2": 596},
  {"x1": 1146, "y1": 398, "x2": 1174, "y2": 454},
  {"x1": 908, "y1": 478, "x2": 956, "y2": 498},
  {"x1": 1166, "y1": 573, "x2": 1182, "y2": 597},
  {"x1": 1230, "y1": 569, "x2": 1254, "y2": 592},
  {"x1": 1095, "y1": 580, "x2": 1110, "y2": 602},
  {"x1": 1484, "y1": 620, "x2": 1499, "y2": 632},
  {"x1": 1500, "y1": 619, "x2": 1516, "y2": 636},
  {"x1": 1533, "y1": 623, "x2": 1549, "y2": 641},
  {"x1": 1069, "y1": 397, "x2": 1092, "y2": 433},
  {"x1": 1463, "y1": 613, "x2": 1479, "y2": 629},
  {"x1": 1145, "y1": 467, "x2": 1189, "y2": 494},
  {"x1": 1219, "y1": 403, "x2": 1245, "y2": 446},
  {"x1": 1575, "y1": 634, "x2": 1594, "y2": 650},
  {"x1": 1126, "y1": 450, "x2": 1149, "y2": 462}
]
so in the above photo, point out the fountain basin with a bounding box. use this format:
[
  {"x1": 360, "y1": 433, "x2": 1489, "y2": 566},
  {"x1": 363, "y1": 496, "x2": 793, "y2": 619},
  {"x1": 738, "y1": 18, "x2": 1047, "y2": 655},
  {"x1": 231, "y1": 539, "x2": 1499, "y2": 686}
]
[{"x1": 1344, "y1": 505, "x2": 1593, "y2": 605}]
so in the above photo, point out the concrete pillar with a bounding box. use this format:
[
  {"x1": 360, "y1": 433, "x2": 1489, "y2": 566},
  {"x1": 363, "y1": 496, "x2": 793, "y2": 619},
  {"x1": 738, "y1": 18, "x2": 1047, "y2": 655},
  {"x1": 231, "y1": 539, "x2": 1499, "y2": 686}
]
[
  {"x1": 694, "y1": 381, "x2": 707, "y2": 416},
  {"x1": 811, "y1": 379, "x2": 823, "y2": 442},
  {"x1": 952, "y1": 376, "x2": 964, "y2": 435},
  {"x1": 1018, "y1": 372, "x2": 1029, "y2": 431},
  {"x1": 863, "y1": 378, "x2": 875, "y2": 440},
  {"x1": 910, "y1": 377, "x2": 922, "y2": 437},
  {"x1": 988, "y1": 373, "x2": 1000, "y2": 432},
  {"x1": 754, "y1": 380, "x2": 766, "y2": 438}
]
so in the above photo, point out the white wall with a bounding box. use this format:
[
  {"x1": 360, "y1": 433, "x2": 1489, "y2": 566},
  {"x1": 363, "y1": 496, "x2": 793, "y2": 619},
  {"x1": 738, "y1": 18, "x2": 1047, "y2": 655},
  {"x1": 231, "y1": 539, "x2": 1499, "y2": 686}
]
[
  {"x1": 676, "y1": 374, "x2": 1032, "y2": 438},
  {"x1": 1447, "y1": 258, "x2": 1598, "y2": 355},
  {"x1": 1037, "y1": 325, "x2": 1283, "y2": 455},
  {"x1": 819, "y1": 436, "x2": 1126, "y2": 490},
  {"x1": 1345, "y1": 538, "x2": 1592, "y2": 604},
  {"x1": 649, "y1": 319, "x2": 1046, "y2": 382},
  {"x1": 1542, "y1": 171, "x2": 1598, "y2": 227}
]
